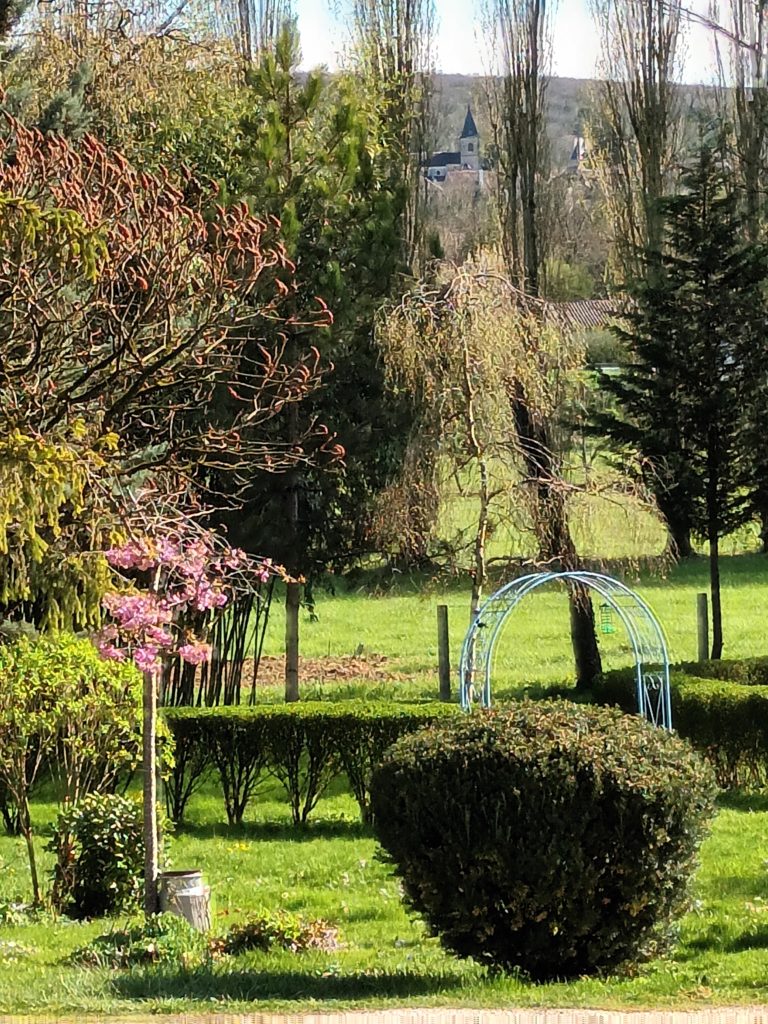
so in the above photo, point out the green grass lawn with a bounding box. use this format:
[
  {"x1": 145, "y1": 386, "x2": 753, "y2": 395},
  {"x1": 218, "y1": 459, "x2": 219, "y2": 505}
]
[
  {"x1": 257, "y1": 553, "x2": 768, "y2": 701},
  {"x1": 2, "y1": 785, "x2": 768, "y2": 1015}
]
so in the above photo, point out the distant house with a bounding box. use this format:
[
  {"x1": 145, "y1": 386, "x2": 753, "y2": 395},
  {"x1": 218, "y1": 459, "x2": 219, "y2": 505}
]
[
  {"x1": 567, "y1": 135, "x2": 587, "y2": 174},
  {"x1": 425, "y1": 106, "x2": 481, "y2": 183}
]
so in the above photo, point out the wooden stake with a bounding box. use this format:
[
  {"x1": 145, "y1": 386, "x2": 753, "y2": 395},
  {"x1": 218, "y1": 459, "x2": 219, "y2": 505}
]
[
  {"x1": 437, "y1": 604, "x2": 451, "y2": 702},
  {"x1": 285, "y1": 581, "x2": 300, "y2": 702},
  {"x1": 697, "y1": 592, "x2": 709, "y2": 663}
]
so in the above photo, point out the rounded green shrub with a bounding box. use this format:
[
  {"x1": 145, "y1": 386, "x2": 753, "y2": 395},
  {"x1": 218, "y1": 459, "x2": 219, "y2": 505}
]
[
  {"x1": 50, "y1": 792, "x2": 144, "y2": 918},
  {"x1": 370, "y1": 701, "x2": 717, "y2": 981}
]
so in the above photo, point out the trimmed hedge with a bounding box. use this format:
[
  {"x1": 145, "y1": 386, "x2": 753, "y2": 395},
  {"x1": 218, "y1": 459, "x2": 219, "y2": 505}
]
[
  {"x1": 591, "y1": 658, "x2": 768, "y2": 788},
  {"x1": 370, "y1": 701, "x2": 716, "y2": 980},
  {"x1": 163, "y1": 702, "x2": 459, "y2": 826}
]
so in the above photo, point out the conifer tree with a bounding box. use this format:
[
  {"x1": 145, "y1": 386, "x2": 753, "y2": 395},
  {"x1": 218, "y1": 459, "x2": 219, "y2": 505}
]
[{"x1": 598, "y1": 138, "x2": 767, "y2": 657}]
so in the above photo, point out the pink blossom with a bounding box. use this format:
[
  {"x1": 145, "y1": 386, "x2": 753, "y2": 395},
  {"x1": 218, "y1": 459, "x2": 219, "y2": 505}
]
[
  {"x1": 96, "y1": 640, "x2": 127, "y2": 662},
  {"x1": 133, "y1": 645, "x2": 161, "y2": 673},
  {"x1": 191, "y1": 580, "x2": 228, "y2": 611},
  {"x1": 178, "y1": 642, "x2": 212, "y2": 665},
  {"x1": 105, "y1": 540, "x2": 155, "y2": 571},
  {"x1": 157, "y1": 538, "x2": 180, "y2": 563}
]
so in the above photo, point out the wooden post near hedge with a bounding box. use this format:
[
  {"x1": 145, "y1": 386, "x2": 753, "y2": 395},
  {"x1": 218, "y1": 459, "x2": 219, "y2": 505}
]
[
  {"x1": 437, "y1": 604, "x2": 451, "y2": 701},
  {"x1": 285, "y1": 581, "x2": 300, "y2": 702},
  {"x1": 697, "y1": 592, "x2": 709, "y2": 662}
]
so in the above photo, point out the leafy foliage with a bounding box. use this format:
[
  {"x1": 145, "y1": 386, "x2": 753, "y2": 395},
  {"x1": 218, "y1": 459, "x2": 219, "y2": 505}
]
[
  {"x1": 70, "y1": 913, "x2": 209, "y2": 969},
  {"x1": 49, "y1": 793, "x2": 145, "y2": 919},
  {"x1": 163, "y1": 702, "x2": 459, "y2": 825},
  {"x1": 218, "y1": 911, "x2": 341, "y2": 954},
  {"x1": 370, "y1": 701, "x2": 717, "y2": 980},
  {"x1": 0, "y1": 633, "x2": 141, "y2": 901}
]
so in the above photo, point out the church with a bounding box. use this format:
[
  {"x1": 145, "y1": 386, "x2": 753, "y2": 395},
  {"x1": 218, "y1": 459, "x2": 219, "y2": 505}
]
[{"x1": 425, "y1": 106, "x2": 481, "y2": 183}]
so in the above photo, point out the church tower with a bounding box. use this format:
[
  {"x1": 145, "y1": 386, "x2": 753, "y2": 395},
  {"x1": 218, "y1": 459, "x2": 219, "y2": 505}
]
[{"x1": 459, "y1": 105, "x2": 479, "y2": 171}]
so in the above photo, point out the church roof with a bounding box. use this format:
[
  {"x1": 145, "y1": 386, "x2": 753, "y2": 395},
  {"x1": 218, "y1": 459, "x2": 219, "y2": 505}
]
[
  {"x1": 427, "y1": 151, "x2": 461, "y2": 168},
  {"x1": 460, "y1": 106, "x2": 478, "y2": 140}
]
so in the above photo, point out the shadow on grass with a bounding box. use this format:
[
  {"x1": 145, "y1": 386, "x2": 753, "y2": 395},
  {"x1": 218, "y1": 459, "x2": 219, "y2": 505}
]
[
  {"x1": 727, "y1": 925, "x2": 768, "y2": 953},
  {"x1": 717, "y1": 790, "x2": 768, "y2": 813},
  {"x1": 176, "y1": 819, "x2": 371, "y2": 842},
  {"x1": 112, "y1": 965, "x2": 467, "y2": 1003}
]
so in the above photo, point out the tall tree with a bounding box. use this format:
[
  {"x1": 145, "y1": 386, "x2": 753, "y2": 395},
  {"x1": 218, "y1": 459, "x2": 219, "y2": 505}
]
[
  {"x1": 337, "y1": 0, "x2": 435, "y2": 270},
  {"x1": 598, "y1": 139, "x2": 766, "y2": 658},
  {"x1": 588, "y1": 0, "x2": 693, "y2": 557},
  {"x1": 481, "y1": 0, "x2": 602, "y2": 687},
  {"x1": 483, "y1": 0, "x2": 553, "y2": 294}
]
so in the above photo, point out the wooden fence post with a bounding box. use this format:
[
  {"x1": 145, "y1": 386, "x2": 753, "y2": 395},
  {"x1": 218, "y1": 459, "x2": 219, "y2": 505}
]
[
  {"x1": 437, "y1": 604, "x2": 451, "y2": 702},
  {"x1": 285, "y1": 581, "x2": 300, "y2": 702},
  {"x1": 697, "y1": 592, "x2": 709, "y2": 662}
]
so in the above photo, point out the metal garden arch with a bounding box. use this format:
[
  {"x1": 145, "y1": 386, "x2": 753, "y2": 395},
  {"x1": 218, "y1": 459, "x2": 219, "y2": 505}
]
[{"x1": 459, "y1": 571, "x2": 672, "y2": 729}]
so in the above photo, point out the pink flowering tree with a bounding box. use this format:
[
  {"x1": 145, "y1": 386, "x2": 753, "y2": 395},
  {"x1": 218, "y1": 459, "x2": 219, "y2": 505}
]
[{"x1": 96, "y1": 530, "x2": 276, "y2": 916}]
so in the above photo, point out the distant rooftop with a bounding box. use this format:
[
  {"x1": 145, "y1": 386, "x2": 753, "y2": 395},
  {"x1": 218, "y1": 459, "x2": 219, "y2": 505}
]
[
  {"x1": 545, "y1": 298, "x2": 618, "y2": 331},
  {"x1": 427, "y1": 151, "x2": 461, "y2": 168}
]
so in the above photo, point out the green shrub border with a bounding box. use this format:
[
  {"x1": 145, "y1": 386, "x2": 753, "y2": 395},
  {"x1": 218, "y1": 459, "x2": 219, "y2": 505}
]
[
  {"x1": 590, "y1": 656, "x2": 768, "y2": 788},
  {"x1": 162, "y1": 702, "x2": 459, "y2": 826}
]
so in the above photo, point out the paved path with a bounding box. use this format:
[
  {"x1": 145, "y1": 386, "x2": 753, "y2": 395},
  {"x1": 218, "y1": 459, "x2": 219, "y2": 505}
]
[{"x1": 4, "y1": 1007, "x2": 768, "y2": 1024}]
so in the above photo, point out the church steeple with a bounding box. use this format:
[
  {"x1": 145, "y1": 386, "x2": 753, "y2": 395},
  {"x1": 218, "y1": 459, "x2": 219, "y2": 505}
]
[
  {"x1": 460, "y1": 105, "x2": 479, "y2": 140},
  {"x1": 459, "y1": 105, "x2": 479, "y2": 170}
]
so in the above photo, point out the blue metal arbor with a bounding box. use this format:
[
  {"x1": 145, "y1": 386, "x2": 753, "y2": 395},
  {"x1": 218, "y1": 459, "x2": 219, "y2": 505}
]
[{"x1": 459, "y1": 571, "x2": 672, "y2": 729}]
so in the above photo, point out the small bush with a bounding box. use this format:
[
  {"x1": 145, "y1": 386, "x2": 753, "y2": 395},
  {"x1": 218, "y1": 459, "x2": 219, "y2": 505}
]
[
  {"x1": 49, "y1": 792, "x2": 145, "y2": 918},
  {"x1": 71, "y1": 913, "x2": 208, "y2": 969},
  {"x1": 219, "y1": 911, "x2": 342, "y2": 955},
  {"x1": 370, "y1": 701, "x2": 717, "y2": 981}
]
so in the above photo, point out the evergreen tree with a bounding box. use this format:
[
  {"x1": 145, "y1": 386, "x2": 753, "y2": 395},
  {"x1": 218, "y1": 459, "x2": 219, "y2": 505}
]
[{"x1": 598, "y1": 138, "x2": 767, "y2": 657}]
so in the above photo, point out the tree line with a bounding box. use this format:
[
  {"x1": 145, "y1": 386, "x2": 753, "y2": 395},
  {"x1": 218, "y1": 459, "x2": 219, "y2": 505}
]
[{"x1": 1, "y1": 0, "x2": 768, "y2": 690}]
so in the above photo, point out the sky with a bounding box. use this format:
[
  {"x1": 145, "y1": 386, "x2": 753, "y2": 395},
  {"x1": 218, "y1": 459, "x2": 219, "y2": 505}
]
[{"x1": 296, "y1": 0, "x2": 721, "y2": 83}]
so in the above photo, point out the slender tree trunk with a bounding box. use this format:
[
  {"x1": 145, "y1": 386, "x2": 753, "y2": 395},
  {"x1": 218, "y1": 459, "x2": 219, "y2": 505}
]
[
  {"x1": 285, "y1": 582, "x2": 300, "y2": 702},
  {"x1": 461, "y1": 337, "x2": 490, "y2": 621},
  {"x1": 759, "y1": 509, "x2": 768, "y2": 554},
  {"x1": 708, "y1": 527, "x2": 723, "y2": 660},
  {"x1": 143, "y1": 668, "x2": 159, "y2": 917},
  {"x1": 19, "y1": 799, "x2": 40, "y2": 906}
]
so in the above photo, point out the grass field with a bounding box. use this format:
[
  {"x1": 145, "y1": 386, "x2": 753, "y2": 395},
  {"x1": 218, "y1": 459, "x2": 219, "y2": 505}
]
[
  {"x1": 2, "y1": 785, "x2": 768, "y2": 1016},
  {"x1": 3, "y1": 504, "x2": 768, "y2": 1014},
  {"x1": 257, "y1": 553, "x2": 768, "y2": 701}
]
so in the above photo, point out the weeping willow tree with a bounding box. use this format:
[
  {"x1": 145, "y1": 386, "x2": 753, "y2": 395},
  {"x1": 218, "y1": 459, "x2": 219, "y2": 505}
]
[
  {"x1": 476, "y1": 2, "x2": 603, "y2": 684},
  {"x1": 378, "y1": 252, "x2": 613, "y2": 687}
]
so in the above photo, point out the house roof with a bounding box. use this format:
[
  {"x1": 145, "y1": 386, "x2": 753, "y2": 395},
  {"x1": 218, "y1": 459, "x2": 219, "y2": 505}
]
[
  {"x1": 427, "y1": 151, "x2": 461, "y2": 168},
  {"x1": 545, "y1": 298, "x2": 618, "y2": 331},
  {"x1": 460, "y1": 106, "x2": 479, "y2": 140}
]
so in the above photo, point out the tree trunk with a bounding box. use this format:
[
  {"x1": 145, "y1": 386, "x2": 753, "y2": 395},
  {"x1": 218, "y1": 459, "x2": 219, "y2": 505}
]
[
  {"x1": 759, "y1": 508, "x2": 768, "y2": 554},
  {"x1": 284, "y1": 581, "x2": 300, "y2": 702},
  {"x1": 19, "y1": 801, "x2": 40, "y2": 906},
  {"x1": 665, "y1": 523, "x2": 694, "y2": 560},
  {"x1": 569, "y1": 580, "x2": 602, "y2": 689},
  {"x1": 143, "y1": 668, "x2": 159, "y2": 917},
  {"x1": 509, "y1": 378, "x2": 602, "y2": 690},
  {"x1": 709, "y1": 528, "x2": 723, "y2": 660}
]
